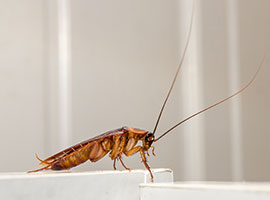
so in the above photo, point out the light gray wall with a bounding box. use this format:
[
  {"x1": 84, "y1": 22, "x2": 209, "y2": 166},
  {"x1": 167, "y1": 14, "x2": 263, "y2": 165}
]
[
  {"x1": 0, "y1": 0, "x2": 269, "y2": 182},
  {"x1": 0, "y1": 0, "x2": 45, "y2": 171},
  {"x1": 238, "y1": 0, "x2": 270, "y2": 181}
]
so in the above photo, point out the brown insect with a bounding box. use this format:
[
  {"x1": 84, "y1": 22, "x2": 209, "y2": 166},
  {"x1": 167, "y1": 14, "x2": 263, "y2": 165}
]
[{"x1": 28, "y1": 5, "x2": 266, "y2": 182}]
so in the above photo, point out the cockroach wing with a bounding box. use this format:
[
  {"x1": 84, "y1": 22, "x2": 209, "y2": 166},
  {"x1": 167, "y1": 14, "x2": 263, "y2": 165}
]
[{"x1": 40, "y1": 127, "x2": 126, "y2": 165}]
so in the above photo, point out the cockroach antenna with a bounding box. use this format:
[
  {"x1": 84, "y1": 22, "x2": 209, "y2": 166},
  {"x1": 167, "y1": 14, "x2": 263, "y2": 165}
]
[
  {"x1": 154, "y1": 53, "x2": 266, "y2": 142},
  {"x1": 152, "y1": 1, "x2": 195, "y2": 135}
]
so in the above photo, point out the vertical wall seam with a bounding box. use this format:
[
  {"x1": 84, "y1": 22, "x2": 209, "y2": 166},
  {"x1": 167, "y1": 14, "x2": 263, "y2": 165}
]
[
  {"x1": 227, "y1": 0, "x2": 243, "y2": 181},
  {"x1": 57, "y1": 0, "x2": 72, "y2": 149},
  {"x1": 179, "y1": 0, "x2": 205, "y2": 181}
]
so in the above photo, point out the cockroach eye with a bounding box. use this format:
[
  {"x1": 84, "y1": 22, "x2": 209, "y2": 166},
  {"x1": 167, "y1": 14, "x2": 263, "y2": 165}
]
[{"x1": 145, "y1": 133, "x2": 154, "y2": 143}]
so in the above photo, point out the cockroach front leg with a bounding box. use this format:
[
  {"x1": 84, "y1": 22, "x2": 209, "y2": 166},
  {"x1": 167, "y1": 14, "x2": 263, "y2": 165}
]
[
  {"x1": 146, "y1": 147, "x2": 155, "y2": 157},
  {"x1": 151, "y1": 146, "x2": 156, "y2": 156},
  {"x1": 139, "y1": 149, "x2": 153, "y2": 182},
  {"x1": 125, "y1": 146, "x2": 154, "y2": 182}
]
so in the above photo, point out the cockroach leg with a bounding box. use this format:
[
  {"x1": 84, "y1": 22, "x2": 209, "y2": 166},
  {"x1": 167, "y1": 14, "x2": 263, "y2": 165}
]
[
  {"x1": 119, "y1": 157, "x2": 131, "y2": 171},
  {"x1": 124, "y1": 146, "x2": 141, "y2": 157},
  {"x1": 27, "y1": 164, "x2": 51, "y2": 173},
  {"x1": 151, "y1": 146, "x2": 156, "y2": 156},
  {"x1": 113, "y1": 158, "x2": 117, "y2": 170},
  {"x1": 139, "y1": 147, "x2": 153, "y2": 182},
  {"x1": 35, "y1": 154, "x2": 50, "y2": 165},
  {"x1": 124, "y1": 146, "x2": 153, "y2": 181}
]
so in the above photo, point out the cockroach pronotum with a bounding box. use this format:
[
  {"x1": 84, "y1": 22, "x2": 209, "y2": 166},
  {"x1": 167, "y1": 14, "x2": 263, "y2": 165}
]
[{"x1": 28, "y1": 4, "x2": 266, "y2": 182}]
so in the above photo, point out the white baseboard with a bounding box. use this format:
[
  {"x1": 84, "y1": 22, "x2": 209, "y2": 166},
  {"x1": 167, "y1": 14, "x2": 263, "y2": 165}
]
[{"x1": 140, "y1": 182, "x2": 270, "y2": 200}]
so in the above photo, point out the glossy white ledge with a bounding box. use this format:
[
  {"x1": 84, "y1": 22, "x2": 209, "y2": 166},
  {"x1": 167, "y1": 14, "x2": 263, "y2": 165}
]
[
  {"x1": 140, "y1": 182, "x2": 270, "y2": 200},
  {"x1": 0, "y1": 168, "x2": 173, "y2": 200}
]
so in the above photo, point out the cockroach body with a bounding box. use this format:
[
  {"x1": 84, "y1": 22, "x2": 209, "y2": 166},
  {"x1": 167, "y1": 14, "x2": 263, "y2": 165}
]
[
  {"x1": 28, "y1": 3, "x2": 266, "y2": 182},
  {"x1": 30, "y1": 127, "x2": 155, "y2": 179}
]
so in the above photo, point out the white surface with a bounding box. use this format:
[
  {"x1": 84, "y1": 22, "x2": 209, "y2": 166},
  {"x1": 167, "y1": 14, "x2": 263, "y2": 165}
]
[
  {"x1": 140, "y1": 182, "x2": 270, "y2": 200},
  {"x1": 0, "y1": 168, "x2": 173, "y2": 200}
]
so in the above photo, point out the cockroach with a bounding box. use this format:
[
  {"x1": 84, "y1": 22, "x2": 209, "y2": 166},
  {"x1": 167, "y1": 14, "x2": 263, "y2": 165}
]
[{"x1": 28, "y1": 4, "x2": 266, "y2": 182}]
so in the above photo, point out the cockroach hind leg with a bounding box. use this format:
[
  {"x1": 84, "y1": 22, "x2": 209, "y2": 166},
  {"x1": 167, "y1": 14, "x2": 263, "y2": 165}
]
[
  {"x1": 35, "y1": 153, "x2": 43, "y2": 162},
  {"x1": 35, "y1": 153, "x2": 50, "y2": 166},
  {"x1": 27, "y1": 165, "x2": 51, "y2": 173}
]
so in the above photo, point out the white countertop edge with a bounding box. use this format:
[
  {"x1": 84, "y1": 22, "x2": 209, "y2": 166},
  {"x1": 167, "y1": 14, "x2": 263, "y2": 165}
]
[
  {"x1": 0, "y1": 168, "x2": 172, "y2": 180},
  {"x1": 140, "y1": 181, "x2": 270, "y2": 193}
]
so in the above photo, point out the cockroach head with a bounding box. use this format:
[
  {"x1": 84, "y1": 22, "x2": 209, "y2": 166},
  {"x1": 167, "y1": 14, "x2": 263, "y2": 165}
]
[{"x1": 144, "y1": 132, "x2": 155, "y2": 148}]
